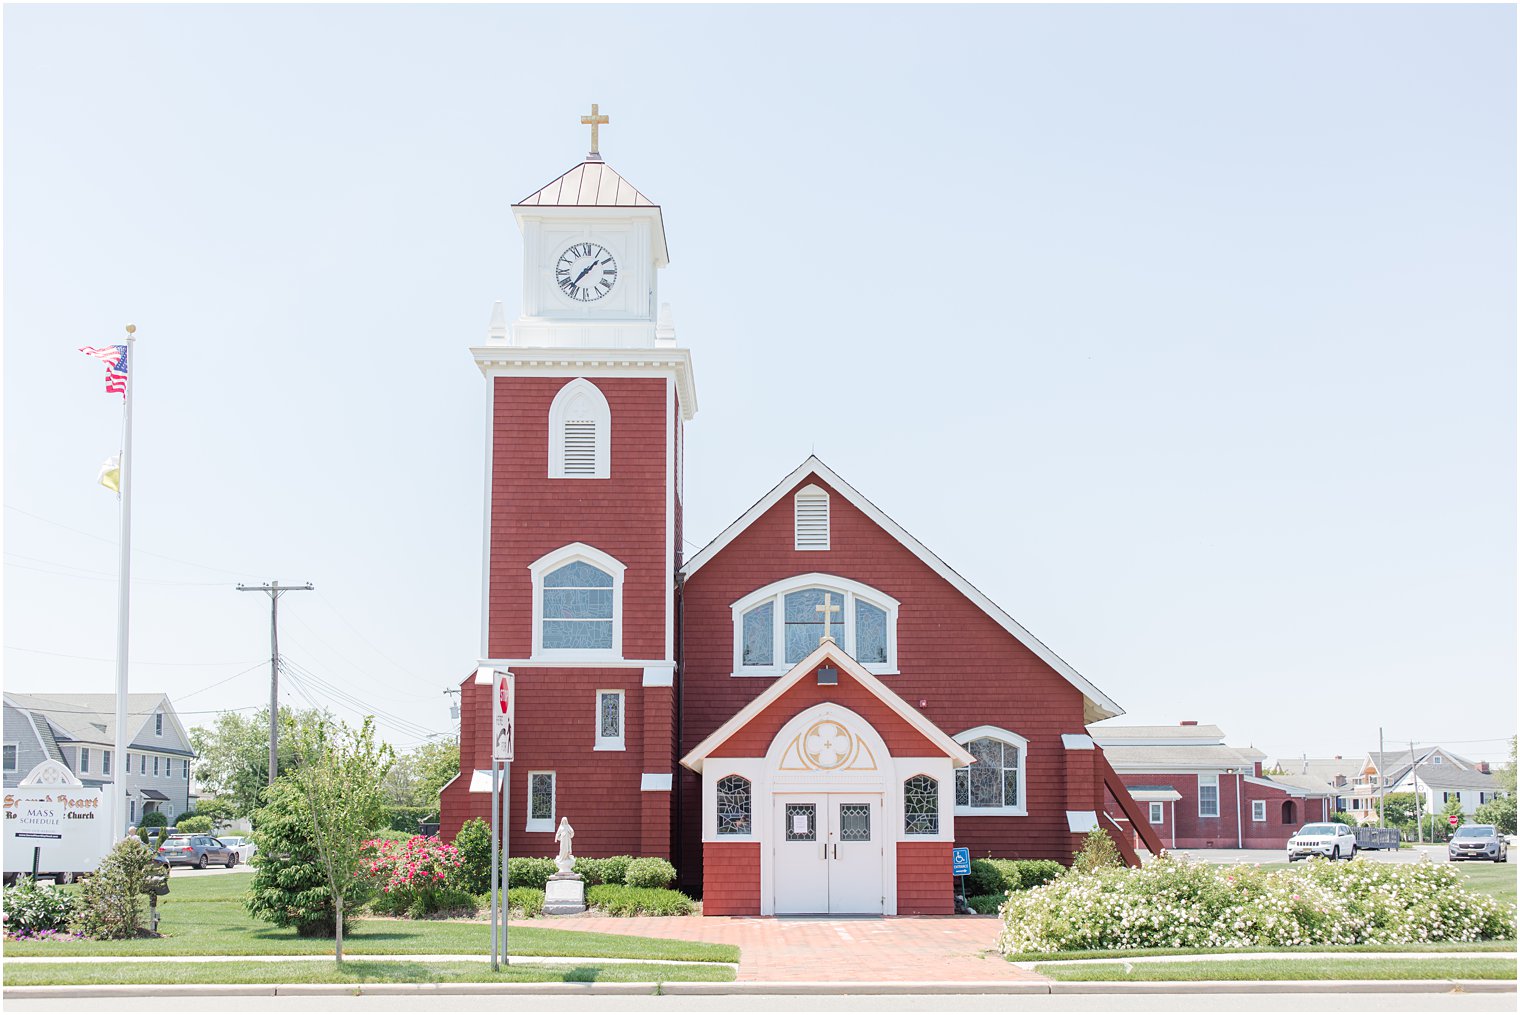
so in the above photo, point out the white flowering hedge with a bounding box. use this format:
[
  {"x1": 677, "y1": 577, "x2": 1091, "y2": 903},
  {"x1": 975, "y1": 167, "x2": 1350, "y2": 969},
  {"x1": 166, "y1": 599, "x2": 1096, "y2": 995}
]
[{"x1": 997, "y1": 856, "x2": 1516, "y2": 955}]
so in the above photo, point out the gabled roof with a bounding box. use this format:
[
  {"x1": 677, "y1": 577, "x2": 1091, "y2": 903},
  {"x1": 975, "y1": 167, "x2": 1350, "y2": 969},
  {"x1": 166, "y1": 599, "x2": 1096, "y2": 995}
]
[
  {"x1": 680, "y1": 456, "x2": 1124, "y2": 723},
  {"x1": 679, "y1": 640, "x2": 975, "y2": 773},
  {"x1": 1090, "y1": 724, "x2": 1226, "y2": 745},
  {"x1": 1260, "y1": 772, "x2": 1338, "y2": 797},
  {"x1": 4, "y1": 692, "x2": 185, "y2": 750},
  {"x1": 1102, "y1": 743, "x2": 1265, "y2": 771},
  {"x1": 515, "y1": 160, "x2": 657, "y2": 208}
]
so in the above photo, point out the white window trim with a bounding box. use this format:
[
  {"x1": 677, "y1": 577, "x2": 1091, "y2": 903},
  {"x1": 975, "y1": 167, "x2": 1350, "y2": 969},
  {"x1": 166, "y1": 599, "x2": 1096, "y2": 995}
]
[
  {"x1": 529, "y1": 542, "x2": 626, "y2": 662},
  {"x1": 730, "y1": 573, "x2": 900, "y2": 677},
  {"x1": 793, "y1": 484, "x2": 830, "y2": 550},
  {"x1": 1198, "y1": 773, "x2": 1220, "y2": 818},
  {"x1": 102, "y1": 750, "x2": 112, "y2": 776},
  {"x1": 1149, "y1": 801, "x2": 1164, "y2": 824},
  {"x1": 713, "y1": 772, "x2": 755, "y2": 839},
  {"x1": 3, "y1": 742, "x2": 17, "y2": 773},
  {"x1": 155, "y1": 713, "x2": 163, "y2": 737},
  {"x1": 152, "y1": 756, "x2": 159, "y2": 777},
  {"x1": 79, "y1": 748, "x2": 90, "y2": 774},
  {"x1": 952, "y1": 725, "x2": 1029, "y2": 817},
  {"x1": 547, "y1": 378, "x2": 611, "y2": 479},
  {"x1": 594, "y1": 690, "x2": 626, "y2": 751},
  {"x1": 526, "y1": 771, "x2": 556, "y2": 832},
  {"x1": 1252, "y1": 799, "x2": 1266, "y2": 822}
]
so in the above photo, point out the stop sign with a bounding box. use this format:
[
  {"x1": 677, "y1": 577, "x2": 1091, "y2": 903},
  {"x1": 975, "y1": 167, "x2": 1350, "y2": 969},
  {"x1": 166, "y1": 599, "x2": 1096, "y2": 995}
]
[{"x1": 1448, "y1": 815, "x2": 1460, "y2": 827}]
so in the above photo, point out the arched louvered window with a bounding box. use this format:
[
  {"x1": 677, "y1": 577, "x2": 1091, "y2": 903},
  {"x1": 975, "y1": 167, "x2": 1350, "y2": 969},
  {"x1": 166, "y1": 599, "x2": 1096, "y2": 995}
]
[
  {"x1": 716, "y1": 775, "x2": 752, "y2": 835},
  {"x1": 794, "y1": 485, "x2": 830, "y2": 550},
  {"x1": 548, "y1": 378, "x2": 611, "y2": 479}
]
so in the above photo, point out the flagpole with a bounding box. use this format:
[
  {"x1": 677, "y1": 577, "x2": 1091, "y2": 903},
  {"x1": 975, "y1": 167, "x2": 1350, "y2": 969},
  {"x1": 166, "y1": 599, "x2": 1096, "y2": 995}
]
[{"x1": 112, "y1": 324, "x2": 136, "y2": 835}]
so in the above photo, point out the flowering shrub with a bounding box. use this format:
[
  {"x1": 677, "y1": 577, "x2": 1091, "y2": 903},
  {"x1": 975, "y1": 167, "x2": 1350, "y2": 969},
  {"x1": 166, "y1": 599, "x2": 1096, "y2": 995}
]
[
  {"x1": 2, "y1": 877, "x2": 74, "y2": 935},
  {"x1": 998, "y1": 856, "x2": 1517, "y2": 955},
  {"x1": 360, "y1": 835, "x2": 474, "y2": 919},
  {"x1": 6, "y1": 927, "x2": 86, "y2": 942}
]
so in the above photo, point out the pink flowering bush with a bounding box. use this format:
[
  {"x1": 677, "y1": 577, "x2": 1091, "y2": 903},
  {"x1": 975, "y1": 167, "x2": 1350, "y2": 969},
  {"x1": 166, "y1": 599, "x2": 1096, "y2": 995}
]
[{"x1": 359, "y1": 835, "x2": 475, "y2": 919}]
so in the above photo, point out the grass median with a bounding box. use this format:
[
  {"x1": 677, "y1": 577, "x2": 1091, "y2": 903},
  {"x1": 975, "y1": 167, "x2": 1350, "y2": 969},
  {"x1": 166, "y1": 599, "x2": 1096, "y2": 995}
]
[
  {"x1": 1034, "y1": 957, "x2": 1518, "y2": 982},
  {"x1": 4, "y1": 873, "x2": 736, "y2": 964},
  {"x1": 3, "y1": 960, "x2": 735, "y2": 987}
]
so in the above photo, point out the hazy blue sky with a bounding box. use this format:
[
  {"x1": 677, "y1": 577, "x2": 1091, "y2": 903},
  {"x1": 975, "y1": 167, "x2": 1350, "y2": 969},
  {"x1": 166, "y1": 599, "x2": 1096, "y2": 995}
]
[{"x1": 5, "y1": 5, "x2": 1514, "y2": 764}]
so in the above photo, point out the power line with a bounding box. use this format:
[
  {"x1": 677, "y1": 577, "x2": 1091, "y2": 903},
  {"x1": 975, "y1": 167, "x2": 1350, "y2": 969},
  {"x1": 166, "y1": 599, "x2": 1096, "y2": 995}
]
[
  {"x1": 5, "y1": 556, "x2": 233, "y2": 587},
  {"x1": 278, "y1": 656, "x2": 444, "y2": 741},
  {"x1": 6, "y1": 645, "x2": 264, "y2": 667},
  {"x1": 281, "y1": 611, "x2": 438, "y2": 703},
  {"x1": 4, "y1": 504, "x2": 262, "y2": 579}
]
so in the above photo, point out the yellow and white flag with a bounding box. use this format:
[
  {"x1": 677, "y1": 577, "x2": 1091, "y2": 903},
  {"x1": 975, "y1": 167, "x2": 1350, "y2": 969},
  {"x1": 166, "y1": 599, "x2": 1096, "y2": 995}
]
[{"x1": 98, "y1": 454, "x2": 121, "y2": 493}]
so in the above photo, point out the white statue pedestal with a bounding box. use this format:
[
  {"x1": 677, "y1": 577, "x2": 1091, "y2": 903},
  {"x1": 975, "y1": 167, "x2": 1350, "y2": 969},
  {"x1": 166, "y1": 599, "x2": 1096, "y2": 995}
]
[{"x1": 543, "y1": 872, "x2": 586, "y2": 916}]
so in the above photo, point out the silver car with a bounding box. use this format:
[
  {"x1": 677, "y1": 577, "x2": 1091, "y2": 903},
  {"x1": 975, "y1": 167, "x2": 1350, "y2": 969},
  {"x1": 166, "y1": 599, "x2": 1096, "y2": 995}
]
[
  {"x1": 156, "y1": 834, "x2": 239, "y2": 869},
  {"x1": 1448, "y1": 825, "x2": 1508, "y2": 863}
]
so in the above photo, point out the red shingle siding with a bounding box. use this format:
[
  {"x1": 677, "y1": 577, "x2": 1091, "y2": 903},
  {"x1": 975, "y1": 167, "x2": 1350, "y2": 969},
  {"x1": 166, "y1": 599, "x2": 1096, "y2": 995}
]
[
  {"x1": 896, "y1": 841, "x2": 953, "y2": 915},
  {"x1": 487, "y1": 376, "x2": 668, "y2": 661},
  {"x1": 701, "y1": 841, "x2": 761, "y2": 915},
  {"x1": 680, "y1": 474, "x2": 1097, "y2": 888}
]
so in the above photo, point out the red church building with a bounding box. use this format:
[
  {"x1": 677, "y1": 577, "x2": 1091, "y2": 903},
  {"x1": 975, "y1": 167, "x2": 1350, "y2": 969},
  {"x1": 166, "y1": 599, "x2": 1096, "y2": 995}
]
[{"x1": 440, "y1": 122, "x2": 1160, "y2": 915}]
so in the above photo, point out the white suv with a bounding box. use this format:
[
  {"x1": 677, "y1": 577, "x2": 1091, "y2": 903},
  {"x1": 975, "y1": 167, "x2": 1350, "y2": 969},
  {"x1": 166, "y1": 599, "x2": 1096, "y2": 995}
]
[{"x1": 1287, "y1": 822, "x2": 1357, "y2": 862}]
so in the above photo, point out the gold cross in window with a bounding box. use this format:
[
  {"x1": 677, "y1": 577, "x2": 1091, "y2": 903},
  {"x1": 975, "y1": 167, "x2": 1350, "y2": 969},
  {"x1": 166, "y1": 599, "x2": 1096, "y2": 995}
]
[
  {"x1": 816, "y1": 592, "x2": 840, "y2": 645},
  {"x1": 581, "y1": 103, "x2": 609, "y2": 155}
]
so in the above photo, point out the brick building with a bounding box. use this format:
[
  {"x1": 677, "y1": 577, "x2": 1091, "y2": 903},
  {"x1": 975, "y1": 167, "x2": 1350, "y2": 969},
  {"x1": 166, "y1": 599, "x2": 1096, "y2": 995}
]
[{"x1": 440, "y1": 125, "x2": 1160, "y2": 914}]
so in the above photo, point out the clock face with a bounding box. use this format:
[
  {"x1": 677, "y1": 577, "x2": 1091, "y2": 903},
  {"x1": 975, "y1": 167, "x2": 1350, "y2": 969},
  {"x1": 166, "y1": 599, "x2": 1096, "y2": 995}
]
[{"x1": 554, "y1": 242, "x2": 619, "y2": 302}]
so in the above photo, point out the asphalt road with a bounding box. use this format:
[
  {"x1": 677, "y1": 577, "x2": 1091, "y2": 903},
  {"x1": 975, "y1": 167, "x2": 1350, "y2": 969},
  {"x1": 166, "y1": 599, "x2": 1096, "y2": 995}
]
[
  {"x1": 5, "y1": 992, "x2": 1513, "y2": 1013},
  {"x1": 1178, "y1": 845, "x2": 1481, "y2": 865}
]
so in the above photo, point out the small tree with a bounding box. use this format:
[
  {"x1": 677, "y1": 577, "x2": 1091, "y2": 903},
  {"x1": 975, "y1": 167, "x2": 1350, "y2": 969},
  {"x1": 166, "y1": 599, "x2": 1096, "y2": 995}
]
[
  {"x1": 285, "y1": 716, "x2": 393, "y2": 963},
  {"x1": 75, "y1": 838, "x2": 159, "y2": 939},
  {"x1": 1071, "y1": 827, "x2": 1124, "y2": 874},
  {"x1": 245, "y1": 780, "x2": 342, "y2": 937}
]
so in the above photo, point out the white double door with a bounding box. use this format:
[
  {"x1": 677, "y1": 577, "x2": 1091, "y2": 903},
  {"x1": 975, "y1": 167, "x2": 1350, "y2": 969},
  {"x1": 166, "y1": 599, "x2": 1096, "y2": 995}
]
[{"x1": 773, "y1": 793, "x2": 883, "y2": 915}]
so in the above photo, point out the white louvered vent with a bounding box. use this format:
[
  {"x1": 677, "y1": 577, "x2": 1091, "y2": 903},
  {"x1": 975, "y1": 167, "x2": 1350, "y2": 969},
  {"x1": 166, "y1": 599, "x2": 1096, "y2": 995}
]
[
  {"x1": 794, "y1": 486, "x2": 830, "y2": 551},
  {"x1": 563, "y1": 420, "x2": 598, "y2": 476}
]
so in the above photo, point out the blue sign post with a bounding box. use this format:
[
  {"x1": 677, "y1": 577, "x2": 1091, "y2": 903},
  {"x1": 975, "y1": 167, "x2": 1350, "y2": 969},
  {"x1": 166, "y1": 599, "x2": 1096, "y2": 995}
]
[{"x1": 952, "y1": 847, "x2": 971, "y2": 876}]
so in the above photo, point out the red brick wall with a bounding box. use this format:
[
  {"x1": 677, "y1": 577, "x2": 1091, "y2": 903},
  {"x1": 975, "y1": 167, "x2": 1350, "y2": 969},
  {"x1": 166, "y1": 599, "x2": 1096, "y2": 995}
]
[
  {"x1": 701, "y1": 841, "x2": 761, "y2": 916},
  {"x1": 487, "y1": 375, "x2": 669, "y2": 661},
  {"x1": 896, "y1": 841, "x2": 953, "y2": 915},
  {"x1": 1115, "y1": 772, "x2": 1331, "y2": 850},
  {"x1": 679, "y1": 473, "x2": 1096, "y2": 890}
]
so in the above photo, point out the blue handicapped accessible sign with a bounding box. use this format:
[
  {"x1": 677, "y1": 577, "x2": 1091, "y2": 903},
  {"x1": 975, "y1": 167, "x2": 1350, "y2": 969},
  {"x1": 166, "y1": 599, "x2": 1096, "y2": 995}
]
[{"x1": 952, "y1": 847, "x2": 970, "y2": 876}]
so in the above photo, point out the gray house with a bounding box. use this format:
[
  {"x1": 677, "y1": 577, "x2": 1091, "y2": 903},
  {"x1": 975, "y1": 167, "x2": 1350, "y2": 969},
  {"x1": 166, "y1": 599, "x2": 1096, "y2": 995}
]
[{"x1": 4, "y1": 692, "x2": 196, "y2": 829}]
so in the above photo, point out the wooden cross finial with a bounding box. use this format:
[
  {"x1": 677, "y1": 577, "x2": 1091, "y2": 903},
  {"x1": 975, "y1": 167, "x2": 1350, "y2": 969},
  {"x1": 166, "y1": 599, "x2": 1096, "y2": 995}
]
[
  {"x1": 816, "y1": 592, "x2": 841, "y2": 645},
  {"x1": 580, "y1": 103, "x2": 609, "y2": 157}
]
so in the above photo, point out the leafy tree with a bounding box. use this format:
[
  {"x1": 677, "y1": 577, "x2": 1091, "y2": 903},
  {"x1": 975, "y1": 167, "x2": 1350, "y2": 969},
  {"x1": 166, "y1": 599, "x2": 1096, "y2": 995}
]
[
  {"x1": 176, "y1": 815, "x2": 213, "y2": 833},
  {"x1": 76, "y1": 838, "x2": 159, "y2": 939},
  {"x1": 284, "y1": 716, "x2": 394, "y2": 963},
  {"x1": 1071, "y1": 828, "x2": 1124, "y2": 874},
  {"x1": 382, "y1": 738, "x2": 459, "y2": 816},
  {"x1": 245, "y1": 780, "x2": 344, "y2": 938},
  {"x1": 189, "y1": 707, "x2": 327, "y2": 821},
  {"x1": 1382, "y1": 792, "x2": 1420, "y2": 829},
  {"x1": 1495, "y1": 737, "x2": 1517, "y2": 796},
  {"x1": 454, "y1": 816, "x2": 496, "y2": 895},
  {"x1": 1474, "y1": 794, "x2": 1517, "y2": 835}
]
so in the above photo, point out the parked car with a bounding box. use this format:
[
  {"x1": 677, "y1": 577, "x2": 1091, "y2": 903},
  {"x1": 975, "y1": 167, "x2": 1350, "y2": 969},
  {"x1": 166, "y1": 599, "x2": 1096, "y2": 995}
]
[
  {"x1": 1448, "y1": 825, "x2": 1508, "y2": 863},
  {"x1": 1287, "y1": 822, "x2": 1357, "y2": 862},
  {"x1": 157, "y1": 834, "x2": 238, "y2": 869},
  {"x1": 216, "y1": 835, "x2": 256, "y2": 863}
]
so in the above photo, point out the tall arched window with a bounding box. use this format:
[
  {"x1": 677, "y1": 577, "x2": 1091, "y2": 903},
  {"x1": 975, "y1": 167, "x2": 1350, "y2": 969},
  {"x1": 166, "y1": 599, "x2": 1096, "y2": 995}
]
[
  {"x1": 731, "y1": 573, "x2": 899, "y2": 676},
  {"x1": 953, "y1": 725, "x2": 1029, "y2": 816},
  {"x1": 529, "y1": 543, "x2": 626, "y2": 660},
  {"x1": 548, "y1": 378, "x2": 611, "y2": 479},
  {"x1": 716, "y1": 775, "x2": 752, "y2": 835}
]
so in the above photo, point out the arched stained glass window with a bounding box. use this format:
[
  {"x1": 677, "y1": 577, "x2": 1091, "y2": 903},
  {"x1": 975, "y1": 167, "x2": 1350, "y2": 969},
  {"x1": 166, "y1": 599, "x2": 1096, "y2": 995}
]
[
  {"x1": 716, "y1": 775, "x2": 752, "y2": 835},
  {"x1": 955, "y1": 736, "x2": 1021, "y2": 809},
  {"x1": 542, "y1": 560, "x2": 613, "y2": 649},
  {"x1": 904, "y1": 775, "x2": 939, "y2": 835}
]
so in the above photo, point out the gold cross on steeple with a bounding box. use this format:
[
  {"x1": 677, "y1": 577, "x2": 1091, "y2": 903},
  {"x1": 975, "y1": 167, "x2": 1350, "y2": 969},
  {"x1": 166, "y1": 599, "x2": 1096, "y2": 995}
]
[
  {"x1": 816, "y1": 592, "x2": 840, "y2": 646},
  {"x1": 580, "y1": 103, "x2": 609, "y2": 158}
]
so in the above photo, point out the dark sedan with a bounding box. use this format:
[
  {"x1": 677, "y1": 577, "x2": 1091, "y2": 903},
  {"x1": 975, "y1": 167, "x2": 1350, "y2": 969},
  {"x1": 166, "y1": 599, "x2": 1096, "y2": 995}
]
[
  {"x1": 1448, "y1": 825, "x2": 1508, "y2": 863},
  {"x1": 157, "y1": 834, "x2": 239, "y2": 869}
]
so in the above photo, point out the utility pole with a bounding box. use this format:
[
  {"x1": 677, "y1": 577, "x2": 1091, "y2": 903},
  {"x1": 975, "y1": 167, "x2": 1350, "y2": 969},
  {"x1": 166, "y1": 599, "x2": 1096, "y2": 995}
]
[
  {"x1": 1378, "y1": 727, "x2": 1386, "y2": 828},
  {"x1": 1409, "y1": 741, "x2": 1422, "y2": 845},
  {"x1": 237, "y1": 581, "x2": 314, "y2": 785}
]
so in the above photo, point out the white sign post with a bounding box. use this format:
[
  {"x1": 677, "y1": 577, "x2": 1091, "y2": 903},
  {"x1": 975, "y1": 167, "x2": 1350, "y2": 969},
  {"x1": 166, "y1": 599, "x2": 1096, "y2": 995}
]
[{"x1": 488, "y1": 669, "x2": 514, "y2": 971}]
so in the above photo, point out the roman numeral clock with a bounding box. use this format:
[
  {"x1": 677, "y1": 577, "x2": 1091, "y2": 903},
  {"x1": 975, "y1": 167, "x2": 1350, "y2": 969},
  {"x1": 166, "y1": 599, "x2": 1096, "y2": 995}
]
[{"x1": 555, "y1": 242, "x2": 619, "y2": 302}]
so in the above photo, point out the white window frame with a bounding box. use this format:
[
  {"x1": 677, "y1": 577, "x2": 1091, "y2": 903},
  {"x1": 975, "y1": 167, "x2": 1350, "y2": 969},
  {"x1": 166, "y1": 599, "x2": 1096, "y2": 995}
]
[
  {"x1": 1252, "y1": 799, "x2": 1266, "y2": 822},
  {"x1": 952, "y1": 725, "x2": 1029, "y2": 817},
  {"x1": 3, "y1": 743, "x2": 16, "y2": 773},
  {"x1": 547, "y1": 378, "x2": 611, "y2": 479},
  {"x1": 103, "y1": 750, "x2": 112, "y2": 776},
  {"x1": 526, "y1": 771, "x2": 556, "y2": 832},
  {"x1": 153, "y1": 756, "x2": 160, "y2": 777},
  {"x1": 793, "y1": 484, "x2": 830, "y2": 550},
  {"x1": 594, "y1": 690, "x2": 625, "y2": 751},
  {"x1": 182, "y1": 759, "x2": 188, "y2": 778},
  {"x1": 1431, "y1": 755, "x2": 1443, "y2": 765},
  {"x1": 529, "y1": 542, "x2": 626, "y2": 662},
  {"x1": 1148, "y1": 801, "x2": 1164, "y2": 824},
  {"x1": 155, "y1": 712, "x2": 163, "y2": 736},
  {"x1": 730, "y1": 573, "x2": 900, "y2": 677},
  {"x1": 1198, "y1": 774, "x2": 1220, "y2": 818},
  {"x1": 79, "y1": 748, "x2": 90, "y2": 774}
]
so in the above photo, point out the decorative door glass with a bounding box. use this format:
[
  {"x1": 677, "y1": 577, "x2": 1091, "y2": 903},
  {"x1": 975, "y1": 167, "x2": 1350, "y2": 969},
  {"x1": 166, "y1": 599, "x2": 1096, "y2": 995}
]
[
  {"x1": 838, "y1": 803, "x2": 871, "y2": 842},
  {"x1": 785, "y1": 803, "x2": 817, "y2": 842}
]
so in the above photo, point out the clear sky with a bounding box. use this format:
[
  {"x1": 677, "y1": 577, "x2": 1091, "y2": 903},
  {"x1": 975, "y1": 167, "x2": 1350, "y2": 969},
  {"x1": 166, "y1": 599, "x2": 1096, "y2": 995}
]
[{"x1": 4, "y1": 5, "x2": 1514, "y2": 765}]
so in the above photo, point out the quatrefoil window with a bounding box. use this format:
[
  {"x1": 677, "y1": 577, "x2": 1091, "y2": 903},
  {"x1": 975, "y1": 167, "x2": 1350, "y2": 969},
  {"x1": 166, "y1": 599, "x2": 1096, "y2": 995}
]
[{"x1": 803, "y1": 721, "x2": 852, "y2": 770}]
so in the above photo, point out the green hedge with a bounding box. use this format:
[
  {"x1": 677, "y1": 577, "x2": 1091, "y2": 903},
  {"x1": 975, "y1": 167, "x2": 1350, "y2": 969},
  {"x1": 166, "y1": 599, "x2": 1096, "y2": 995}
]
[
  {"x1": 968, "y1": 893, "x2": 1008, "y2": 915},
  {"x1": 176, "y1": 816, "x2": 213, "y2": 833},
  {"x1": 506, "y1": 856, "x2": 558, "y2": 891},
  {"x1": 586, "y1": 884, "x2": 695, "y2": 916},
  {"x1": 965, "y1": 858, "x2": 1067, "y2": 897},
  {"x1": 507, "y1": 887, "x2": 544, "y2": 918},
  {"x1": 573, "y1": 855, "x2": 633, "y2": 886},
  {"x1": 624, "y1": 857, "x2": 677, "y2": 889}
]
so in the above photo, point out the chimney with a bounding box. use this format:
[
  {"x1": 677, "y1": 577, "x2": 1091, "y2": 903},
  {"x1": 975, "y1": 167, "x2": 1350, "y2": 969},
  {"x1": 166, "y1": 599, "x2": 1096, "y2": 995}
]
[
  {"x1": 1333, "y1": 755, "x2": 1342, "y2": 760},
  {"x1": 1180, "y1": 720, "x2": 1198, "y2": 727},
  {"x1": 1477, "y1": 761, "x2": 1490, "y2": 774}
]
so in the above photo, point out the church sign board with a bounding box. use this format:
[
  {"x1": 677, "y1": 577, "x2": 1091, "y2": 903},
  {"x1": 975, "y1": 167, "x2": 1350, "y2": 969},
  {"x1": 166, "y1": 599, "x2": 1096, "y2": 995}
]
[{"x1": 4, "y1": 784, "x2": 113, "y2": 875}]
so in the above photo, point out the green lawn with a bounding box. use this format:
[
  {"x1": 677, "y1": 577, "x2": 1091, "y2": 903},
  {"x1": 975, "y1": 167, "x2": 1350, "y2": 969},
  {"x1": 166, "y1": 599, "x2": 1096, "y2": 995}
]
[
  {"x1": 1036, "y1": 958, "x2": 1518, "y2": 982},
  {"x1": 3, "y1": 960, "x2": 734, "y2": 987},
  {"x1": 3, "y1": 873, "x2": 736, "y2": 963},
  {"x1": 1005, "y1": 941, "x2": 1518, "y2": 963},
  {"x1": 1457, "y1": 861, "x2": 1517, "y2": 907}
]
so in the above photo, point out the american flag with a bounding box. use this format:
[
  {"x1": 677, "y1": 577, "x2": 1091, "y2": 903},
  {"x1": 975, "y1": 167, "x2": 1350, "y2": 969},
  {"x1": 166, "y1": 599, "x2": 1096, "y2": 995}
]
[{"x1": 79, "y1": 345, "x2": 129, "y2": 398}]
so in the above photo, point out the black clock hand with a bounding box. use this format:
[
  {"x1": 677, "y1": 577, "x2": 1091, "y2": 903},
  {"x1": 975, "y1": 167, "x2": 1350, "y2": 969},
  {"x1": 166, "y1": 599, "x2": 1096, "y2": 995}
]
[{"x1": 573, "y1": 257, "x2": 610, "y2": 286}]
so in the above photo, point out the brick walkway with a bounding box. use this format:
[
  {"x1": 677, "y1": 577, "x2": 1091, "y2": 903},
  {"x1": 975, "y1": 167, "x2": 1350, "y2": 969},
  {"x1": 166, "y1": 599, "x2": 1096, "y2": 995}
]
[{"x1": 551, "y1": 913, "x2": 1045, "y2": 982}]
